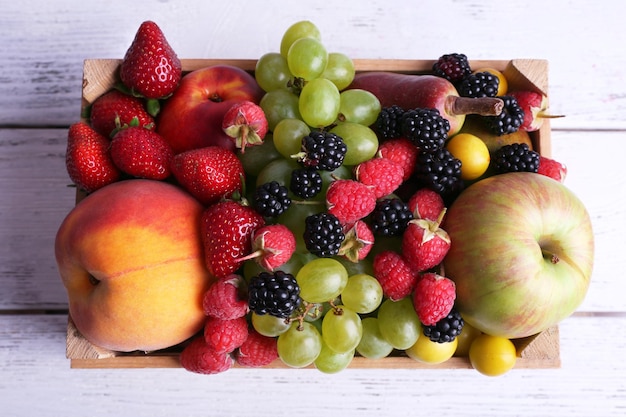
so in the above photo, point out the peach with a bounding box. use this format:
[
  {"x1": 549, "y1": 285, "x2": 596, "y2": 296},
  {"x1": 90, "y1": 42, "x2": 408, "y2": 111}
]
[{"x1": 55, "y1": 179, "x2": 212, "y2": 352}]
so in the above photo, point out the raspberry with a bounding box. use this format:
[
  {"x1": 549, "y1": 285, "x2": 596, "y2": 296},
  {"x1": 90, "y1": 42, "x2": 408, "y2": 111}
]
[
  {"x1": 303, "y1": 212, "x2": 345, "y2": 257},
  {"x1": 290, "y1": 168, "x2": 323, "y2": 199},
  {"x1": 377, "y1": 137, "x2": 419, "y2": 181},
  {"x1": 407, "y1": 188, "x2": 446, "y2": 221},
  {"x1": 355, "y1": 157, "x2": 404, "y2": 199},
  {"x1": 402, "y1": 215, "x2": 451, "y2": 273},
  {"x1": 432, "y1": 53, "x2": 472, "y2": 84},
  {"x1": 248, "y1": 270, "x2": 301, "y2": 318},
  {"x1": 401, "y1": 108, "x2": 450, "y2": 152},
  {"x1": 413, "y1": 272, "x2": 456, "y2": 326},
  {"x1": 370, "y1": 198, "x2": 414, "y2": 237},
  {"x1": 423, "y1": 308, "x2": 464, "y2": 343},
  {"x1": 457, "y1": 71, "x2": 500, "y2": 98},
  {"x1": 254, "y1": 181, "x2": 291, "y2": 217},
  {"x1": 339, "y1": 220, "x2": 375, "y2": 262},
  {"x1": 202, "y1": 274, "x2": 249, "y2": 320},
  {"x1": 326, "y1": 179, "x2": 377, "y2": 224},
  {"x1": 493, "y1": 143, "x2": 540, "y2": 174},
  {"x1": 244, "y1": 224, "x2": 296, "y2": 271},
  {"x1": 372, "y1": 250, "x2": 418, "y2": 301},
  {"x1": 203, "y1": 316, "x2": 249, "y2": 353},
  {"x1": 538, "y1": 155, "x2": 567, "y2": 183},
  {"x1": 236, "y1": 330, "x2": 279, "y2": 367},
  {"x1": 180, "y1": 336, "x2": 234, "y2": 375},
  {"x1": 374, "y1": 105, "x2": 406, "y2": 140},
  {"x1": 296, "y1": 131, "x2": 347, "y2": 171},
  {"x1": 486, "y1": 95, "x2": 525, "y2": 135}
]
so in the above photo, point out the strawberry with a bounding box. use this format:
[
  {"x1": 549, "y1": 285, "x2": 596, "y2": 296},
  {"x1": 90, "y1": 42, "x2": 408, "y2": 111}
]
[
  {"x1": 372, "y1": 250, "x2": 418, "y2": 301},
  {"x1": 239, "y1": 224, "x2": 296, "y2": 271},
  {"x1": 180, "y1": 335, "x2": 234, "y2": 375},
  {"x1": 222, "y1": 101, "x2": 268, "y2": 153},
  {"x1": 236, "y1": 329, "x2": 279, "y2": 368},
  {"x1": 326, "y1": 179, "x2": 377, "y2": 224},
  {"x1": 89, "y1": 89, "x2": 154, "y2": 137},
  {"x1": 339, "y1": 220, "x2": 375, "y2": 262},
  {"x1": 65, "y1": 122, "x2": 121, "y2": 193},
  {"x1": 110, "y1": 126, "x2": 174, "y2": 180},
  {"x1": 354, "y1": 157, "x2": 404, "y2": 199},
  {"x1": 413, "y1": 272, "x2": 456, "y2": 326},
  {"x1": 377, "y1": 137, "x2": 418, "y2": 181},
  {"x1": 203, "y1": 316, "x2": 249, "y2": 354},
  {"x1": 407, "y1": 188, "x2": 446, "y2": 221},
  {"x1": 202, "y1": 274, "x2": 249, "y2": 320},
  {"x1": 201, "y1": 201, "x2": 265, "y2": 278},
  {"x1": 538, "y1": 155, "x2": 567, "y2": 183},
  {"x1": 402, "y1": 209, "x2": 451, "y2": 272},
  {"x1": 120, "y1": 21, "x2": 182, "y2": 100},
  {"x1": 171, "y1": 146, "x2": 245, "y2": 206}
]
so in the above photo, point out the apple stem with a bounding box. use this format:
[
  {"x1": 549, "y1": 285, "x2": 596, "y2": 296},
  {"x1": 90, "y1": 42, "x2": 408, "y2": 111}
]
[
  {"x1": 538, "y1": 112, "x2": 566, "y2": 119},
  {"x1": 542, "y1": 249, "x2": 560, "y2": 264},
  {"x1": 445, "y1": 96, "x2": 504, "y2": 117}
]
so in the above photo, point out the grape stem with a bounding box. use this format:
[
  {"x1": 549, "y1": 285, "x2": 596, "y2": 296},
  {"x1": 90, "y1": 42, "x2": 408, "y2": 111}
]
[{"x1": 445, "y1": 96, "x2": 504, "y2": 117}]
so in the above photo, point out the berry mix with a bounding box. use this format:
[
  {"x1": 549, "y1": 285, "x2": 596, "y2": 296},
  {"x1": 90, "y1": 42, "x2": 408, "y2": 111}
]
[{"x1": 65, "y1": 20, "x2": 568, "y2": 375}]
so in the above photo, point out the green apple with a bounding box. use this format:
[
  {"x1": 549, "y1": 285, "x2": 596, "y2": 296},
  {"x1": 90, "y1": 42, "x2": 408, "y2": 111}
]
[{"x1": 442, "y1": 172, "x2": 594, "y2": 339}]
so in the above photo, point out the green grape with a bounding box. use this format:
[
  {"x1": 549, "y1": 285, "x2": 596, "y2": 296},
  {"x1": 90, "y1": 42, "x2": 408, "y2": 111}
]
[
  {"x1": 255, "y1": 52, "x2": 293, "y2": 92},
  {"x1": 340, "y1": 274, "x2": 383, "y2": 314},
  {"x1": 287, "y1": 37, "x2": 329, "y2": 81},
  {"x1": 356, "y1": 317, "x2": 394, "y2": 359},
  {"x1": 321, "y1": 52, "x2": 355, "y2": 91},
  {"x1": 280, "y1": 20, "x2": 322, "y2": 58},
  {"x1": 260, "y1": 89, "x2": 301, "y2": 131},
  {"x1": 330, "y1": 122, "x2": 378, "y2": 166},
  {"x1": 251, "y1": 312, "x2": 291, "y2": 337},
  {"x1": 322, "y1": 305, "x2": 363, "y2": 354},
  {"x1": 338, "y1": 89, "x2": 382, "y2": 126},
  {"x1": 299, "y1": 78, "x2": 340, "y2": 128},
  {"x1": 277, "y1": 203, "x2": 325, "y2": 254},
  {"x1": 377, "y1": 297, "x2": 422, "y2": 350},
  {"x1": 237, "y1": 134, "x2": 282, "y2": 176},
  {"x1": 255, "y1": 157, "x2": 301, "y2": 188},
  {"x1": 277, "y1": 321, "x2": 322, "y2": 368},
  {"x1": 314, "y1": 342, "x2": 355, "y2": 374},
  {"x1": 334, "y1": 255, "x2": 374, "y2": 276},
  {"x1": 296, "y1": 257, "x2": 349, "y2": 303},
  {"x1": 273, "y1": 118, "x2": 310, "y2": 159}
]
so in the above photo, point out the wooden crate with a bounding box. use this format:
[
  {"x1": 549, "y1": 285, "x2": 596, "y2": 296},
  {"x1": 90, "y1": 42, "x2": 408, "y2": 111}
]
[{"x1": 67, "y1": 58, "x2": 560, "y2": 369}]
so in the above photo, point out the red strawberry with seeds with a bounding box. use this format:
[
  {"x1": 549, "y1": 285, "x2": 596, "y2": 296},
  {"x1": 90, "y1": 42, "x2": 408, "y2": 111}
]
[
  {"x1": 89, "y1": 89, "x2": 155, "y2": 137},
  {"x1": 239, "y1": 224, "x2": 296, "y2": 271},
  {"x1": 202, "y1": 274, "x2": 249, "y2": 320},
  {"x1": 180, "y1": 335, "x2": 234, "y2": 375},
  {"x1": 110, "y1": 126, "x2": 174, "y2": 180},
  {"x1": 222, "y1": 101, "x2": 268, "y2": 153},
  {"x1": 236, "y1": 329, "x2": 278, "y2": 368},
  {"x1": 326, "y1": 179, "x2": 377, "y2": 224},
  {"x1": 377, "y1": 137, "x2": 418, "y2": 181},
  {"x1": 66, "y1": 122, "x2": 121, "y2": 193},
  {"x1": 120, "y1": 21, "x2": 182, "y2": 100},
  {"x1": 372, "y1": 250, "x2": 418, "y2": 301},
  {"x1": 171, "y1": 146, "x2": 245, "y2": 206},
  {"x1": 413, "y1": 272, "x2": 456, "y2": 325},
  {"x1": 407, "y1": 188, "x2": 446, "y2": 221},
  {"x1": 203, "y1": 316, "x2": 249, "y2": 354},
  {"x1": 402, "y1": 209, "x2": 451, "y2": 272},
  {"x1": 201, "y1": 200, "x2": 265, "y2": 278},
  {"x1": 355, "y1": 157, "x2": 404, "y2": 199}
]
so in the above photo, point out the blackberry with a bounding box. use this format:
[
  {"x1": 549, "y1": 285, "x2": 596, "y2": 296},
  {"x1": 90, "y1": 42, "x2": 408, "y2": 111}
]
[
  {"x1": 485, "y1": 95, "x2": 525, "y2": 135},
  {"x1": 370, "y1": 198, "x2": 414, "y2": 236},
  {"x1": 432, "y1": 53, "x2": 472, "y2": 84},
  {"x1": 290, "y1": 168, "x2": 323, "y2": 199},
  {"x1": 248, "y1": 270, "x2": 301, "y2": 319},
  {"x1": 414, "y1": 148, "x2": 463, "y2": 203},
  {"x1": 457, "y1": 71, "x2": 499, "y2": 98},
  {"x1": 303, "y1": 212, "x2": 345, "y2": 257},
  {"x1": 374, "y1": 105, "x2": 406, "y2": 140},
  {"x1": 423, "y1": 308, "x2": 464, "y2": 343},
  {"x1": 493, "y1": 143, "x2": 540, "y2": 173},
  {"x1": 297, "y1": 131, "x2": 347, "y2": 171},
  {"x1": 401, "y1": 108, "x2": 450, "y2": 152},
  {"x1": 254, "y1": 181, "x2": 291, "y2": 217}
]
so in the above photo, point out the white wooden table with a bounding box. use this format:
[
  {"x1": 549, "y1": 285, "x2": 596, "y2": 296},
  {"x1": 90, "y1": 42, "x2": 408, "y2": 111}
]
[{"x1": 1, "y1": 1, "x2": 625, "y2": 416}]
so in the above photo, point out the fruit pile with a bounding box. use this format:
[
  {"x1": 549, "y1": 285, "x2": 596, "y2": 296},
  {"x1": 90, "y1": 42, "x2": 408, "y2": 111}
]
[{"x1": 58, "y1": 20, "x2": 593, "y2": 377}]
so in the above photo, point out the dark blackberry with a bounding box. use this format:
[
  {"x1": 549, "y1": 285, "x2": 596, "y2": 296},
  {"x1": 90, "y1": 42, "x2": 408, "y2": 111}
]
[
  {"x1": 432, "y1": 53, "x2": 472, "y2": 84},
  {"x1": 414, "y1": 148, "x2": 463, "y2": 203},
  {"x1": 374, "y1": 105, "x2": 406, "y2": 140},
  {"x1": 493, "y1": 143, "x2": 540, "y2": 174},
  {"x1": 290, "y1": 168, "x2": 323, "y2": 199},
  {"x1": 248, "y1": 270, "x2": 301, "y2": 319},
  {"x1": 297, "y1": 131, "x2": 347, "y2": 171},
  {"x1": 401, "y1": 108, "x2": 450, "y2": 152},
  {"x1": 303, "y1": 212, "x2": 345, "y2": 257},
  {"x1": 485, "y1": 95, "x2": 525, "y2": 135},
  {"x1": 370, "y1": 198, "x2": 414, "y2": 236},
  {"x1": 423, "y1": 308, "x2": 464, "y2": 343},
  {"x1": 457, "y1": 71, "x2": 499, "y2": 98},
  {"x1": 254, "y1": 181, "x2": 291, "y2": 217}
]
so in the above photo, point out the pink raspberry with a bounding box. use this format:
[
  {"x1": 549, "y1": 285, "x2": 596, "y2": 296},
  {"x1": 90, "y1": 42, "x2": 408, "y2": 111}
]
[
  {"x1": 326, "y1": 179, "x2": 377, "y2": 224},
  {"x1": 377, "y1": 138, "x2": 418, "y2": 181},
  {"x1": 407, "y1": 188, "x2": 446, "y2": 221},
  {"x1": 339, "y1": 220, "x2": 375, "y2": 262},
  {"x1": 202, "y1": 274, "x2": 248, "y2": 320},
  {"x1": 538, "y1": 155, "x2": 567, "y2": 183},
  {"x1": 180, "y1": 336, "x2": 234, "y2": 375},
  {"x1": 413, "y1": 272, "x2": 456, "y2": 325},
  {"x1": 236, "y1": 330, "x2": 279, "y2": 367},
  {"x1": 372, "y1": 250, "x2": 418, "y2": 301},
  {"x1": 204, "y1": 316, "x2": 249, "y2": 353},
  {"x1": 240, "y1": 224, "x2": 296, "y2": 271},
  {"x1": 355, "y1": 157, "x2": 404, "y2": 199}
]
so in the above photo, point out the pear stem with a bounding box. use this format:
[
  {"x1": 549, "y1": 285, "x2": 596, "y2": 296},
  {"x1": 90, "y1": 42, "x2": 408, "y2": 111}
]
[{"x1": 446, "y1": 95, "x2": 504, "y2": 117}]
